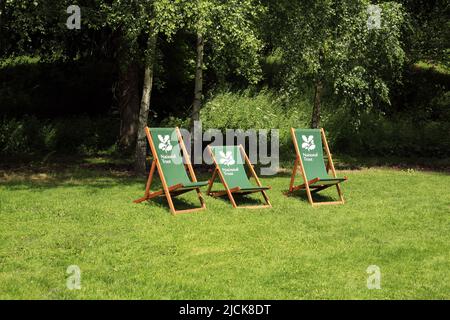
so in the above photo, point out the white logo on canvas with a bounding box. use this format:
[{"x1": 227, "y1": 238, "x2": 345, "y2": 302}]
[
  {"x1": 158, "y1": 135, "x2": 173, "y2": 152},
  {"x1": 219, "y1": 151, "x2": 235, "y2": 166},
  {"x1": 302, "y1": 135, "x2": 316, "y2": 151}
]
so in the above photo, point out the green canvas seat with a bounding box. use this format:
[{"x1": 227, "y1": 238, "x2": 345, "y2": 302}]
[
  {"x1": 134, "y1": 127, "x2": 207, "y2": 215},
  {"x1": 289, "y1": 128, "x2": 347, "y2": 206},
  {"x1": 207, "y1": 145, "x2": 271, "y2": 209}
]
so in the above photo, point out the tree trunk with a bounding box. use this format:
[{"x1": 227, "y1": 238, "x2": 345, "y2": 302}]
[
  {"x1": 310, "y1": 79, "x2": 323, "y2": 129},
  {"x1": 191, "y1": 33, "x2": 204, "y2": 131},
  {"x1": 118, "y1": 61, "x2": 140, "y2": 151},
  {"x1": 135, "y1": 33, "x2": 157, "y2": 174}
]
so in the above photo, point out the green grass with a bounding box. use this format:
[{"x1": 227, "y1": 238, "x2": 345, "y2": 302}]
[
  {"x1": 0, "y1": 161, "x2": 449, "y2": 300},
  {"x1": 415, "y1": 61, "x2": 450, "y2": 75}
]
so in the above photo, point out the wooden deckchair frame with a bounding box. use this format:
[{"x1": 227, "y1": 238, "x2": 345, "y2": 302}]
[
  {"x1": 289, "y1": 128, "x2": 346, "y2": 206},
  {"x1": 207, "y1": 145, "x2": 272, "y2": 209},
  {"x1": 133, "y1": 127, "x2": 206, "y2": 215}
]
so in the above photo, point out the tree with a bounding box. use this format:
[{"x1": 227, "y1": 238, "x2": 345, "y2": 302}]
[
  {"x1": 192, "y1": 32, "x2": 204, "y2": 128},
  {"x1": 184, "y1": 0, "x2": 264, "y2": 131},
  {"x1": 104, "y1": 0, "x2": 186, "y2": 173},
  {"x1": 103, "y1": 1, "x2": 150, "y2": 157},
  {"x1": 116, "y1": 34, "x2": 141, "y2": 151},
  {"x1": 0, "y1": 0, "x2": 104, "y2": 59},
  {"x1": 135, "y1": 33, "x2": 157, "y2": 174},
  {"x1": 0, "y1": 1, "x2": 141, "y2": 150},
  {"x1": 265, "y1": 0, "x2": 406, "y2": 128}
]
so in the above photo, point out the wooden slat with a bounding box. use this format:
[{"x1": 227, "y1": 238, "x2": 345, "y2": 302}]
[
  {"x1": 236, "y1": 204, "x2": 272, "y2": 209},
  {"x1": 312, "y1": 201, "x2": 345, "y2": 207}
]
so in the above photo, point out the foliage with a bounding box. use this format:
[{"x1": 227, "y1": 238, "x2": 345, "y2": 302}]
[
  {"x1": 200, "y1": 89, "x2": 310, "y2": 153},
  {"x1": 325, "y1": 108, "x2": 450, "y2": 157},
  {"x1": 101, "y1": 0, "x2": 186, "y2": 55},
  {"x1": 0, "y1": 56, "x2": 114, "y2": 117},
  {"x1": 0, "y1": 164, "x2": 449, "y2": 299},
  {"x1": 200, "y1": 89, "x2": 306, "y2": 130},
  {"x1": 0, "y1": 0, "x2": 106, "y2": 59},
  {"x1": 187, "y1": 0, "x2": 264, "y2": 84},
  {"x1": 390, "y1": 64, "x2": 450, "y2": 119},
  {"x1": 400, "y1": 0, "x2": 449, "y2": 66},
  {"x1": 265, "y1": 0, "x2": 406, "y2": 111}
]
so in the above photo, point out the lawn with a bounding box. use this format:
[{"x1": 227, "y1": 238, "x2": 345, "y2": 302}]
[{"x1": 0, "y1": 159, "x2": 449, "y2": 299}]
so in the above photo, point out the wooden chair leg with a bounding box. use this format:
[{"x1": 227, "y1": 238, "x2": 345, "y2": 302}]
[
  {"x1": 226, "y1": 190, "x2": 238, "y2": 208},
  {"x1": 133, "y1": 196, "x2": 151, "y2": 204},
  {"x1": 289, "y1": 158, "x2": 299, "y2": 192},
  {"x1": 145, "y1": 161, "x2": 156, "y2": 196},
  {"x1": 207, "y1": 169, "x2": 218, "y2": 195},
  {"x1": 304, "y1": 183, "x2": 315, "y2": 206},
  {"x1": 133, "y1": 160, "x2": 156, "y2": 203},
  {"x1": 336, "y1": 183, "x2": 345, "y2": 204},
  {"x1": 160, "y1": 186, "x2": 177, "y2": 215},
  {"x1": 196, "y1": 188, "x2": 207, "y2": 209},
  {"x1": 261, "y1": 190, "x2": 272, "y2": 207}
]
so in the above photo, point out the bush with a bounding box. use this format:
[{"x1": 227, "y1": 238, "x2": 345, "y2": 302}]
[
  {"x1": 162, "y1": 88, "x2": 450, "y2": 160},
  {"x1": 0, "y1": 116, "x2": 119, "y2": 156},
  {"x1": 0, "y1": 56, "x2": 114, "y2": 118},
  {"x1": 326, "y1": 109, "x2": 450, "y2": 157},
  {"x1": 200, "y1": 88, "x2": 311, "y2": 156}
]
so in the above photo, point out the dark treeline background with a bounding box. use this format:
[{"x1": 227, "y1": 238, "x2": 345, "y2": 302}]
[{"x1": 0, "y1": 0, "x2": 448, "y2": 172}]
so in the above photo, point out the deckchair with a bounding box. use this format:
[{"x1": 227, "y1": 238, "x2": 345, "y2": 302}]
[
  {"x1": 133, "y1": 127, "x2": 207, "y2": 215},
  {"x1": 207, "y1": 145, "x2": 271, "y2": 209},
  {"x1": 288, "y1": 128, "x2": 347, "y2": 206}
]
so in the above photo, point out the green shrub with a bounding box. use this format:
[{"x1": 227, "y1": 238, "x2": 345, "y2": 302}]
[
  {"x1": 326, "y1": 109, "x2": 450, "y2": 157},
  {"x1": 199, "y1": 89, "x2": 450, "y2": 158},
  {"x1": 200, "y1": 88, "x2": 311, "y2": 156}
]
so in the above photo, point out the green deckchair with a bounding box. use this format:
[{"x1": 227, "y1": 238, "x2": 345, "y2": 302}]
[
  {"x1": 207, "y1": 145, "x2": 271, "y2": 209},
  {"x1": 134, "y1": 127, "x2": 207, "y2": 215},
  {"x1": 289, "y1": 128, "x2": 347, "y2": 206}
]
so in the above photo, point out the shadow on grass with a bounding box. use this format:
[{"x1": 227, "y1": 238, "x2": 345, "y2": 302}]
[
  {"x1": 140, "y1": 195, "x2": 205, "y2": 213},
  {"x1": 0, "y1": 168, "x2": 142, "y2": 192},
  {"x1": 0, "y1": 169, "x2": 210, "y2": 213},
  {"x1": 282, "y1": 189, "x2": 337, "y2": 204},
  {"x1": 2, "y1": 152, "x2": 449, "y2": 194},
  {"x1": 277, "y1": 155, "x2": 450, "y2": 173},
  {"x1": 207, "y1": 192, "x2": 268, "y2": 207}
]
